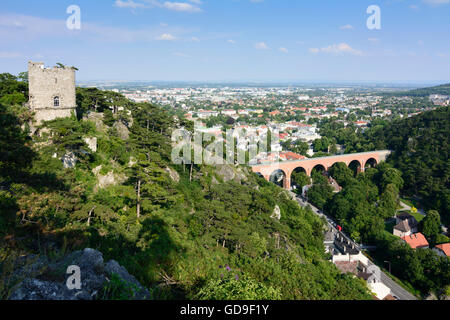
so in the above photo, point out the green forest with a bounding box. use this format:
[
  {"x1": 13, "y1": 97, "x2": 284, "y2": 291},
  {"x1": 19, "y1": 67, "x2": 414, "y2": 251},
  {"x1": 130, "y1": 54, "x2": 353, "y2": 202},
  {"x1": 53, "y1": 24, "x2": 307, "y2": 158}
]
[
  {"x1": 351, "y1": 107, "x2": 449, "y2": 225},
  {"x1": 305, "y1": 162, "x2": 449, "y2": 296},
  {"x1": 0, "y1": 74, "x2": 372, "y2": 300},
  {"x1": 318, "y1": 106, "x2": 449, "y2": 226}
]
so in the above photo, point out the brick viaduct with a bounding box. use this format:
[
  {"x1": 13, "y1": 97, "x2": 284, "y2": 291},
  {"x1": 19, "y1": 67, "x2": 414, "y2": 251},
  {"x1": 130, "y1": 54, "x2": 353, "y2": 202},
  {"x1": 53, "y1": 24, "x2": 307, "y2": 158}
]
[{"x1": 250, "y1": 150, "x2": 391, "y2": 190}]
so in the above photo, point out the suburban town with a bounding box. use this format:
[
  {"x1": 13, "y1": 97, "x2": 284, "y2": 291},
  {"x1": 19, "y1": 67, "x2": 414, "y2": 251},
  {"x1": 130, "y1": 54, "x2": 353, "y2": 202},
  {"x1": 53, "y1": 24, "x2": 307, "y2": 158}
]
[
  {"x1": 84, "y1": 82, "x2": 447, "y2": 163},
  {"x1": 78, "y1": 83, "x2": 448, "y2": 300},
  {"x1": 0, "y1": 1, "x2": 449, "y2": 313}
]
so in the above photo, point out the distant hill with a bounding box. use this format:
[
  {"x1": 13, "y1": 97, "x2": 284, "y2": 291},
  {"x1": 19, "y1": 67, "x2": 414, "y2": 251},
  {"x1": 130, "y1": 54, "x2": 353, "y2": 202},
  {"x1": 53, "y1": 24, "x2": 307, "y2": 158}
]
[
  {"x1": 406, "y1": 83, "x2": 450, "y2": 97},
  {"x1": 385, "y1": 83, "x2": 450, "y2": 97}
]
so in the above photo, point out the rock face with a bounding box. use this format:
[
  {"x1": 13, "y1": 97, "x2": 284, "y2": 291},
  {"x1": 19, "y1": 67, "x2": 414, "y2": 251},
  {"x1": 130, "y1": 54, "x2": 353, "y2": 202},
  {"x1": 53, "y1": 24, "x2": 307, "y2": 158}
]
[
  {"x1": 61, "y1": 152, "x2": 77, "y2": 169},
  {"x1": 83, "y1": 137, "x2": 97, "y2": 153},
  {"x1": 83, "y1": 112, "x2": 106, "y2": 132},
  {"x1": 271, "y1": 205, "x2": 281, "y2": 220},
  {"x1": 97, "y1": 171, "x2": 126, "y2": 189},
  {"x1": 92, "y1": 165, "x2": 127, "y2": 190},
  {"x1": 113, "y1": 121, "x2": 130, "y2": 140},
  {"x1": 214, "y1": 164, "x2": 247, "y2": 183},
  {"x1": 165, "y1": 167, "x2": 180, "y2": 183},
  {"x1": 9, "y1": 248, "x2": 150, "y2": 300}
]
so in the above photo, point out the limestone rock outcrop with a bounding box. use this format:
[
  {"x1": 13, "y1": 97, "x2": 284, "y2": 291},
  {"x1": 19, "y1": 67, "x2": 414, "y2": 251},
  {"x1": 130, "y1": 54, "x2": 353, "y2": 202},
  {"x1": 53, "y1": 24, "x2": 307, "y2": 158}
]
[{"x1": 9, "y1": 248, "x2": 150, "y2": 300}]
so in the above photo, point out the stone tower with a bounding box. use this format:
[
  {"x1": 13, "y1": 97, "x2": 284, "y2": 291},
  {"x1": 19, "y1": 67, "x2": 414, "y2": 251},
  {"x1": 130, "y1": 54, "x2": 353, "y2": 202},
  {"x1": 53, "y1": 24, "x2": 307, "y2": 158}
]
[{"x1": 28, "y1": 61, "x2": 77, "y2": 124}]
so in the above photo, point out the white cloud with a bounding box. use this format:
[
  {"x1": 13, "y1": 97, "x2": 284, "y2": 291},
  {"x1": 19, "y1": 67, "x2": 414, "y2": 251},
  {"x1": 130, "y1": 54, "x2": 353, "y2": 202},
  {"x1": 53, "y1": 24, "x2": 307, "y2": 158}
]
[
  {"x1": 339, "y1": 24, "x2": 354, "y2": 30},
  {"x1": 114, "y1": 0, "x2": 203, "y2": 13},
  {"x1": 162, "y1": 2, "x2": 202, "y2": 12},
  {"x1": 115, "y1": 0, "x2": 149, "y2": 9},
  {"x1": 254, "y1": 42, "x2": 270, "y2": 50},
  {"x1": 279, "y1": 47, "x2": 288, "y2": 53},
  {"x1": 156, "y1": 33, "x2": 177, "y2": 40},
  {"x1": 0, "y1": 14, "x2": 191, "y2": 43},
  {"x1": 227, "y1": 39, "x2": 236, "y2": 44},
  {"x1": 309, "y1": 43, "x2": 362, "y2": 56}
]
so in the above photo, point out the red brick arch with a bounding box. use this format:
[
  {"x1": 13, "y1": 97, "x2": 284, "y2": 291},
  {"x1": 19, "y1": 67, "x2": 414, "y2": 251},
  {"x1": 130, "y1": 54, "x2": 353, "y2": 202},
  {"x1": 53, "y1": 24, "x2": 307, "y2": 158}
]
[
  {"x1": 364, "y1": 157, "x2": 378, "y2": 168},
  {"x1": 251, "y1": 151, "x2": 390, "y2": 190}
]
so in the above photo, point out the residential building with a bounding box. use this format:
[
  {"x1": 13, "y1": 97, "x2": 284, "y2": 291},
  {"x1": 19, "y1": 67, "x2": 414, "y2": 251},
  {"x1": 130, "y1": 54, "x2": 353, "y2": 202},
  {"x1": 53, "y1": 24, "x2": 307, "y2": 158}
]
[
  {"x1": 401, "y1": 233, "x2": 429, "y2": 249},
  {"x1": 393, "y1": 219, "x2": 418, "y2": 238},
  {"x1": 433, "y1": 243, "x2": 450, "y2": 257}
]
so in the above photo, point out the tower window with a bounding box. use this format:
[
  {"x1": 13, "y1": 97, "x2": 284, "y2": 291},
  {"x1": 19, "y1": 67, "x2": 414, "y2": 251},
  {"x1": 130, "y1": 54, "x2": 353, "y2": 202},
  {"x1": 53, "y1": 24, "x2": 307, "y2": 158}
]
[{"x1": 54, "y1": 96, "x2": 60, "y2": 107}]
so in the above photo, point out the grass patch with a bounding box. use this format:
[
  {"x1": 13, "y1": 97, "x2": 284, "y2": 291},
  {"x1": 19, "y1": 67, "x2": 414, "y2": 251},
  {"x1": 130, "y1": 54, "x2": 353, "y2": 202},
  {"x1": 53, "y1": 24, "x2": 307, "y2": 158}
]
[
  {"x1": 397, "y1": 209, "x2": 424, "y2": 223},
  {"x1": 409, "y1": 211, "x2": 424, "y2": 223}
]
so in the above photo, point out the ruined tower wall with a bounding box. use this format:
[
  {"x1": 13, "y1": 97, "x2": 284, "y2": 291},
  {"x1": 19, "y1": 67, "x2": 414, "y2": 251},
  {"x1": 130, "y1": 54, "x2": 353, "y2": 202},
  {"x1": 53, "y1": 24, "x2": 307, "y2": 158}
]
[{"x1": 28, "y1": 61, "x2": 77, "y2": 124}]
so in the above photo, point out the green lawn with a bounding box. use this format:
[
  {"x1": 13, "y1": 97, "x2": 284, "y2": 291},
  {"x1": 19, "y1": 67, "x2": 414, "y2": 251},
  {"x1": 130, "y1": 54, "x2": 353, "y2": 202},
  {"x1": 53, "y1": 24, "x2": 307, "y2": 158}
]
[
  {"x1": 410, "y1": 211, "x2": 425, "y2": 223},
  {"x1": 397, "y1": 209, "x2": 424, "y2": 223}
]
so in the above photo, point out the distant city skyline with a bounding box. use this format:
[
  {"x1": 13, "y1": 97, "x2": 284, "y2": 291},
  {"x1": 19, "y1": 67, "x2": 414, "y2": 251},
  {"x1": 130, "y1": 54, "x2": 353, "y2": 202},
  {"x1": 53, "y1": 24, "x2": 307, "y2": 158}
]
[{"x1": 1, "y1": 0, "x2": 449, "y2": 83}]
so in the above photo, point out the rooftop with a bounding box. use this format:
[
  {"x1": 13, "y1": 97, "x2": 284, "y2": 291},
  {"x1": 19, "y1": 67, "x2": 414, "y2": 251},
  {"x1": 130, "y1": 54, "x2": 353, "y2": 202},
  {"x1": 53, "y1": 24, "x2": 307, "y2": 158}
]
[
  {"x1": 401, "y1": 233, "x2": 429, "y2": 249},
  {"x1": 434, "y1": 243, "x2": 450, "y2": 256},
  {"x1": 394, "y1": 219, "x2": 413, "y2": 232}
]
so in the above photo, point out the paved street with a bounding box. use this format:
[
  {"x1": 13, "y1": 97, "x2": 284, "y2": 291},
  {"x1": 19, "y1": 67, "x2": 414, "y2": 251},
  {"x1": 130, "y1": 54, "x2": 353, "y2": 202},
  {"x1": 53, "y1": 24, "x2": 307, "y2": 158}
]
[
  {"x1": 399, "y1": 201, "x2": 426, "y2": 216},
  {"x1": 294, "y1": 193, "x2": 418, "y2": 300}
]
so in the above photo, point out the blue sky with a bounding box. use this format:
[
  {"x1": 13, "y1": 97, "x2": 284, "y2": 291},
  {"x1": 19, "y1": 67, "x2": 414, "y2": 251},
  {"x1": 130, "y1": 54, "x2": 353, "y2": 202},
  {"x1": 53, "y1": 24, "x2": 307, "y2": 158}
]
[{"x1": 0, "y1": 0, "x2": 449, "y2": 83}]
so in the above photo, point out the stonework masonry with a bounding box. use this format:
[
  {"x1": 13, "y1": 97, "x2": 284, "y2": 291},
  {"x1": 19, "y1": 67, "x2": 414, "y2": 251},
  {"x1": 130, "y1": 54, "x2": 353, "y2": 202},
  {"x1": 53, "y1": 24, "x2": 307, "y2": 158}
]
[{"x1": 28, "y1": 61, "x2": 77, "y2": 125}]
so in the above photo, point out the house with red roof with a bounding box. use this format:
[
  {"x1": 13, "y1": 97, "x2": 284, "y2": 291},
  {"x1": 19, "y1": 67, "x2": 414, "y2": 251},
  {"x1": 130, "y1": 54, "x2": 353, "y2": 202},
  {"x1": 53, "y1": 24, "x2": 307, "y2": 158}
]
[
  {"x1": 433, "y1": 243, "x2": 450, "y2": 257},
  {"x1": 355, "y1": 121, "x2": 369, "y2": 127},
  {"x1": 279, "y1": 152, "x2": 306, "y2": 161},
  {"x1": 401, "y1": 233, "x2": 429, "y2": 249},
  {"x1": 279, "y1": 133, "x2": 289, "y2": 140},
  {"x1": 269, "y1": 110, "x2": 281, "y2": 116}
]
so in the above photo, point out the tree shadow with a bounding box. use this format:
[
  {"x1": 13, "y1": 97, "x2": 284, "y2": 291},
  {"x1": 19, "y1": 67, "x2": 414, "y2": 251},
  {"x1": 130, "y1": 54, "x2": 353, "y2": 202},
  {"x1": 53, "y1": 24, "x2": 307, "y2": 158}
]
[{"x1": 82, "y1": 216, "x2": 187, "y2": 300}]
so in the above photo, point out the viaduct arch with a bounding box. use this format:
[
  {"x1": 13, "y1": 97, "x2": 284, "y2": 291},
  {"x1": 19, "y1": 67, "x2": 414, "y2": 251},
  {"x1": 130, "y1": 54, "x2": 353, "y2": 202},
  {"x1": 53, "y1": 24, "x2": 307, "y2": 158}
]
[{"x1": 250, "y1": 150, "x2": 391, "y2": 190}]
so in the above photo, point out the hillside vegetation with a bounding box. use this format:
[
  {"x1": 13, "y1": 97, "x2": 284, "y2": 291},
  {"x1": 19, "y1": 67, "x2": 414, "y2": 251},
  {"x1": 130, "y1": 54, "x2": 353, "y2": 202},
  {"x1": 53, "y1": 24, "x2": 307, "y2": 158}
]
[
  {"x1": 0, "y1": 74, "x2": 372, "y2": 300},
  {"x1": 365, "y1": 107, "x2": 449, "y2": 224}
]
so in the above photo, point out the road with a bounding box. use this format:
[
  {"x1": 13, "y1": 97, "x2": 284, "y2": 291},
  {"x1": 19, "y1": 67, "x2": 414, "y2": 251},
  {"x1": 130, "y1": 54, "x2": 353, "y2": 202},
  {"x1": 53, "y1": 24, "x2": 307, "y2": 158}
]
[
  {"x1": 376, "y1": 264, "x2": 418, "y2": 300},
  {"x1": 294, "y1": 193, "x2": 418, "y2": 300},
  {"x1": 295, "y1": 195, "x2": 361, "y2": 251},
  {"x1": 398, "y1": 201, "x2": 426, "y2": 216}
]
